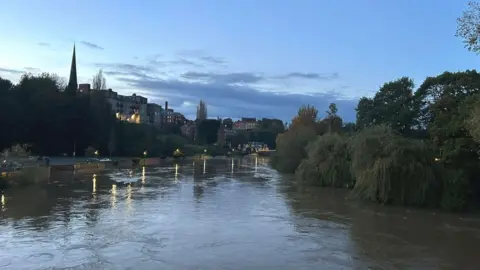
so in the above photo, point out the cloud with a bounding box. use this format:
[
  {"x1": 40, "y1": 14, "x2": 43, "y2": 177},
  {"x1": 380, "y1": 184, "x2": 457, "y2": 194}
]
[
  {"x1": 24, "y1": 67, "x2": 40, "y2": 72},
  {"x1": 111, "y1": 73, "x2": 357, "y2": 122},
  {"x1": 97, "y1": 54, "x2": 356, "y2": 122},
  {"x1": 198, "y1": 56, "x2": 226, "y2": 65},
  {"x1": 176, "y1": 50, "x2": 227, "y2": 66},
  {"x1": 276, "y1": 72, "x2": 339, "y2": 81},
  {"x1": 36, "y1": 42, "x2": 50, "y2": 47},
  {"x1": 168, "y1": 58, "x2": 204, "y2": 68},
  {"x1": 182, "y1": 71, "x2": 264, "y2": 84},
  {"x1": 0, "y1": 68, "x2": 25, "y2": 74},
  {"x1": 80, "y1": 41, "x2": 104, "y2": 50},
  {"x1": 96, "y1": 63, "x2": 159, "y2": 80}
]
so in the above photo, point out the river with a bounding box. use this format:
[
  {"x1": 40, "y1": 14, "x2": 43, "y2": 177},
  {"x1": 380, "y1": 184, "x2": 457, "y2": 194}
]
[{"x1": 1, "y1": 157, "x2": 479, "y2": 269}]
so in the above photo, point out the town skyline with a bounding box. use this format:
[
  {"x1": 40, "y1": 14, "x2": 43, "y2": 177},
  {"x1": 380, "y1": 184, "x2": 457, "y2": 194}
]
[{"x1": 0, "y1": 0, "x2": 477, "y2": 121}]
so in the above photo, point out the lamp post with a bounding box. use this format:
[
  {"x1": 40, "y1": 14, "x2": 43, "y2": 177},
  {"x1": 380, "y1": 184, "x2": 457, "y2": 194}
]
[{"x1": 143, "y1": 150, "x2": 148, "y2": 158}]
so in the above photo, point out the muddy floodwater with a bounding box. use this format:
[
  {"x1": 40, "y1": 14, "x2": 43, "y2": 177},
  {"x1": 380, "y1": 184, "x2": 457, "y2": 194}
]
[{"x1": 1, "y1": 157, "x2": 480, "y2": 269}]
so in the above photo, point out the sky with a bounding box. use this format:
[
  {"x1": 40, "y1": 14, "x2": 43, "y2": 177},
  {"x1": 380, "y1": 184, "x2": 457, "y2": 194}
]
[{"x1": 0, "y1": 0, "x2": 478, "y2": 122}]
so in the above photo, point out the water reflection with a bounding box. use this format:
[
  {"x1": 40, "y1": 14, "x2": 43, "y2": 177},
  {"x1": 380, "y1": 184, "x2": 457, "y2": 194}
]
[
  {"x1": 126, "y1": 184, "x2": 133, "y2": 215},
  {"x1": 203, "y1": 158, "x2": 206, "y2": 174},
  {"x1": 175, "y1": 163, "x2": 179, "y2": 181},
  {"x1": 92, "y1": 174, "x2": 97, "y2": 194},
  {"x1": 1, "y1": 193, "x2": 5, "y2": 211},
  {"x1": 110, "y1": 184, "x2": 117, "y2": 208},
  {"x1": 0, "y1": 157, "x2": 479, "y2": 269}
]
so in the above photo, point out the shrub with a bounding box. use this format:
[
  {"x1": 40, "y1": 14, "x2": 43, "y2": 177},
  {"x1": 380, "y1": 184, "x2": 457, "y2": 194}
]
[
  {"x1": 295, "y1": 133, "x2": 353, "y2": 188},
  {"x1": 270, "y1": 125, "x2": 317, "y2": 173},
  {"x1": 351, "y1": 125, "x2": 438, "y2": 206}
]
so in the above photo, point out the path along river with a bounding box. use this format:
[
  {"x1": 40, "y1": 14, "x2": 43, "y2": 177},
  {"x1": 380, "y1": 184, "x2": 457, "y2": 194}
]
[{"x1": 1, "y1": 157, "x2": 480, "y2": 269}]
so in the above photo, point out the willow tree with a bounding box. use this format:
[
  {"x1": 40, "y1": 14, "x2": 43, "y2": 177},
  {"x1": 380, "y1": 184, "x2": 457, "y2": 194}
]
[
  {"x1": 296, "y1": 133, "x2": 353, "y2": 188},
  {"x1": 271, "y1": 124, "x2": 317, "y2": 173},
  {"x1": 351, "y1": 125, "x2": 439, "y2": 206}
]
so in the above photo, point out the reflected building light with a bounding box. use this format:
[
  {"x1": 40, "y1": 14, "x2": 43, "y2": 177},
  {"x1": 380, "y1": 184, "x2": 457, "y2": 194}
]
[
  {"x1": 111, "y1": 184, "x2": 117, "y2": 208},
  {"x1": 126, "y1": 184, "x2": 133, "y2": 214},
  {"x1": 1, "y1": 194, "x2": 5, "y2": 209},
  {"x1": 175, "y1": 163, "x2": 179, "y2": 181},
  {"x1": 255, "y1": 156, "x2": 258, "y2": 172},
  {"x1": 141, "y1": 166, "x2": 146, "y2": 184},
  {"x1": 92, "y1": 174, "x2": 97, "y2": 194},
  {"x1": 203, "y1": 159, "x2": 206, "y2": 174},
  {"x1": 231, "y1": 158, "x2": 234, "y2": 174}
]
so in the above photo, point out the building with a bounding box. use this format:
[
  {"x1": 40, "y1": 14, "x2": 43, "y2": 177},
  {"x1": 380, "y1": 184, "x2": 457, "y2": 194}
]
[
  {"x1": 100, "y1": 89, "x2": 148, "y2": 124},
  {"x1": 181, "y1": 121, "x2": 196, "y2": 139},
  {"x1": 147, "y1": 103, "x2": 163, "y2": 127},
  {"x1": 224, "y1": 128, "x2": 236, "y2": 137},
  {"x1": 66, "y1": 45, "x2": 78, "y2": 95},
  {"x1": 233, "y1": 117, "x2": 258, "y2": 130},
  {"x1": 172, "y1": 112, "x2": 187, "y2": 125}
]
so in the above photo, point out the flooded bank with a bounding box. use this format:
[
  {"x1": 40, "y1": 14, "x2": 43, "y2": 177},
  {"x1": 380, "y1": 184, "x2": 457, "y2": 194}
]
[{"x1": 0, "y1": 157, "x2": 479, "y2": 269}]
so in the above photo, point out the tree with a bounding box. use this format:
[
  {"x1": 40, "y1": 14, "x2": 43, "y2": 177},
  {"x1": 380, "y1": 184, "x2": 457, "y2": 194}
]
[
  {"x1": 196, "y1": 100, "x2": 207, "y2": 121},
  {"x1": 92, "y1": 69, "x2": 107, "y2": 90},
  {"x1": 456, "y1": 1, "x2": 480, "y2": 54},
  {"x1": 196, "y1": 119, "x2": 220, "y2": 144},
  {"x1": 355, "y1": 97, "x2": 375, "y2": 129},
  {"x1": 108, "y1": 128, "x2": 116, "y2": 156},
  {"x1": 326, "y1": 103, "x2": 338, "y2": 117},
  {"x1": 355, "y1": 77, "x2": 417, "y2": 135},
  {"x1": 290, "y1": 105, "x2": 318, "y2": 129}
]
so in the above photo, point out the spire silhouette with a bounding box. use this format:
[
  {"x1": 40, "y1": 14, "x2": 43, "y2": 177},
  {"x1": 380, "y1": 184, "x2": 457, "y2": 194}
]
[{"x1": 66, "y1": 44, "x2": 77, "y2": 94}]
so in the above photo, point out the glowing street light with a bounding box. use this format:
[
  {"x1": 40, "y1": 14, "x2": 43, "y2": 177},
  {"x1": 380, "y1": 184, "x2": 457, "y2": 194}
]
[
  {"x1": 143, "y1": 150, "x2": 148, "y2": 157},
  {"x1": 94, "y1": 150, "x2": 99, "y2": 156}
]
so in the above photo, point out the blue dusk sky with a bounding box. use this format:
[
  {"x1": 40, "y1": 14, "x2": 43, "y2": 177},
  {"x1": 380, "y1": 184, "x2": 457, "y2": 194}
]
[{"x1": 0, "y1": 0, "x2": 478, "y2": 122}]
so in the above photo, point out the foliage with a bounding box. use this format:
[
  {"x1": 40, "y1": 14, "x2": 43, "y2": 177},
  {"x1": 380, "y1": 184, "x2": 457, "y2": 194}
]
[
  {"x1": 1, "y1": 144, "x2": 31, "y2": 158},
  {"x1": 0, "y1": 73, "x2": 192, "y2": 158},
  {"x1": 456, "y1": 1, "x2": 480, "y2": 54},
  {"x1": 196, "y1": 119, "x2": 221, "y2": 144},
  {"x1": 270, "y1": 125, "x2": 317, "y2": 173},
  {"x1": 295, "y1": 133, "x2": 353, "y2": 188},
  {"x1": 356, "y1": 77, "x2": 417, "y2": 135},
  {"x1": 351, "y1": 125, "x2": 439, "y2": 206},
  {"x1": 290, "y1": 104, "x2": 318, "y2": 129}
]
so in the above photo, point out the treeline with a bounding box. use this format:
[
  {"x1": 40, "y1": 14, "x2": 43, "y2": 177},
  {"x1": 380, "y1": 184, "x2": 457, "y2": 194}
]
[
  {"x1": 194, "y1": 118, "x2": 285, "y2": 148},
  {"x1": 0, "y1": 73, "x2": 185, "y2": 157},
  {"x1": 271, "y1": 71, "x2": 480, "y2": 212}
]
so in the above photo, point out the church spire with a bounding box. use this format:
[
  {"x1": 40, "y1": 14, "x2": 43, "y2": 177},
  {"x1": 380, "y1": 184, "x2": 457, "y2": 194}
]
[{"x1": 66, "y1": 44, "x2": 78, "y2": 94}]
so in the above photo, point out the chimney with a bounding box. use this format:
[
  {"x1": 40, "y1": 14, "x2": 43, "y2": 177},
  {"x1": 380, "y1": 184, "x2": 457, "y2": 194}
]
[{"x1": 164, "y1": 101, "x2": 169, "y2": 124}]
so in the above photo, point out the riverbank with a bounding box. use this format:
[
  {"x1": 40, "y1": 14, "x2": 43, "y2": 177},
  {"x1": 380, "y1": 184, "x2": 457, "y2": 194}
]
[{"x1": 1, "y1": 155, "x2": 251, "y2": 188}]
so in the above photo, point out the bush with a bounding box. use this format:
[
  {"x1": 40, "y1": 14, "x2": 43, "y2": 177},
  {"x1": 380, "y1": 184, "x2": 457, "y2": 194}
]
[
  {"x1": 295, "y1": 133, "x2": 353, "y2": 188},
  {"x1": 351, "y1": 125, "x2": 438, "y2": 206},
  {"x1": 270, "y1": 125, "x2": 317, "y2": 173},
  {"x1": 1, "y1": 144, "x2": 31, "y2": 158}
]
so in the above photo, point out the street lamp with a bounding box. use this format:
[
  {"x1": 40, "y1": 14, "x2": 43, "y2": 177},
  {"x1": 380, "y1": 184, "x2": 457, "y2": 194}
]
[
  {"x1": 143, "y1": 150, "x2": 148, "y2": 158},
  {"x1": 94, "y1": 150, "x2": 99, "y2": 157}
]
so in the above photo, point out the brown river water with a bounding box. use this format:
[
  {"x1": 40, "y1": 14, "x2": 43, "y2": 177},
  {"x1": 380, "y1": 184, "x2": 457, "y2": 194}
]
[{"x1": 1, "y1": 157, "x2": 480, "y2": 270}]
